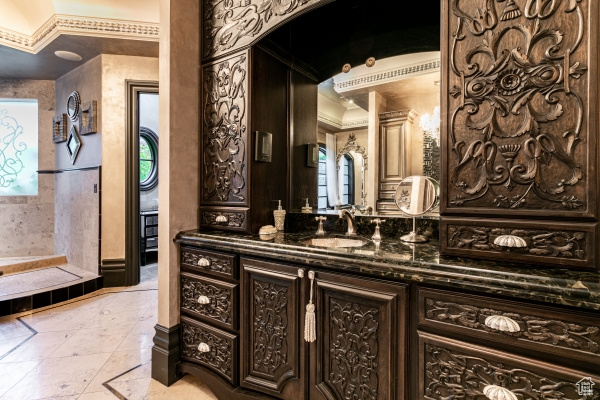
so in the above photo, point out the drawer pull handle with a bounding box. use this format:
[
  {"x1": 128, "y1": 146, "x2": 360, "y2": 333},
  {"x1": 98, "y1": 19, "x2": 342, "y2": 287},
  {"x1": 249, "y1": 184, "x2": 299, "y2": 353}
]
[
  {"x1": 484, "y1": 315, "x2": 521, "y2": 333},
  {"x1": 198, "y1": 342, "x2": 210, "y2": 353},
  {"x1": 197, "y1": 295, "x2": 210, "y2": 304},
  {"x1": 483, "y1": 385, "x2": 518, "y2": 400},
  {"x1": 197, "y1": 257, "x2": 211, "y2": 267},
  {"x1": 494, "y1": 234, "x2": 527, "y2": 248},
  {"x1": 216, "y1": 215, "x2": 228, "y2": 223}
]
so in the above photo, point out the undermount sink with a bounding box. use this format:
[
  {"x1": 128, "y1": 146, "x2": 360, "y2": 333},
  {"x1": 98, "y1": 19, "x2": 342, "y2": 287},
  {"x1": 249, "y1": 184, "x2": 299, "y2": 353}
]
[{"x1": 301, "y1": 236, "x2": 370, "y2": 248}]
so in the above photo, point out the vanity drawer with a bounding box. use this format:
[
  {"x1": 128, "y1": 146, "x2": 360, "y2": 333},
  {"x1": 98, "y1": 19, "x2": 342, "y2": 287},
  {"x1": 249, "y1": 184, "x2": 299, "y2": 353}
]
[
  {"x1": 181, "y1": 316, "x2": 239, "y2": 385},
  {"x1": 418, "y1": 331, "x2": 600, "y2": 400},
  {"x1": 418, "y1": 288, "x2": 600, "y2": 363},
  {"x1": 181, "y1": 272, "x2": 238, "y2": 331},
  {"x1": 200, "y1": 206, "x2": 249, "y2": 233},
  {"x1": 376, "y1": 201, "x2": 400, "y2": 213},
  {"x1": 180, "y1": 246, "x2": 238, "y2": 280},
  {"x1": 380, "y1": 182, "x2": 399, "y2": 192},
  {"x1": 379, "y1": 192, "x2": 396, "y2": 200}
]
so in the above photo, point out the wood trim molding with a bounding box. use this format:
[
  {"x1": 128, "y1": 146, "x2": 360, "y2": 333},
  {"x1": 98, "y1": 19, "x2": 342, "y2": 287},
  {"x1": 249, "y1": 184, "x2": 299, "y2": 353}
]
[
  {"x1": 0, "y1": 14, "x2": 159, "y2": 54},
  {"x1": 125, "y1": 80, "x2": 158, "y2": 287},
  {"x1": 100, "y1": 258, "x2": 126, "y2": 287},
  {"x1": 151, "y1": 324, "x2": 181, "y2": 386}
]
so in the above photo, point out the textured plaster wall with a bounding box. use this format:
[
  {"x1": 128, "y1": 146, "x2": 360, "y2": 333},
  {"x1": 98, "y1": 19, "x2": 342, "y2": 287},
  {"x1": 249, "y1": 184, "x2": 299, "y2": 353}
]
[
  {"x1": 101, "y1": 54, "x2": 159, "y2": 261},
  {"x1": 157, "y1": 0, "x2": 200, "y2": 328},
  {"x1": 55, "y1": 55, "x2": 102, "y2": 170},
  {"x1": 139, "y1": 92, "x2": 159, "y2": 211},
  {"x1": 54, "y1": 56, "x2": 102, "y2": 271},
  {"x1": 0, "y1": 79, "x2": 55, "y2": 257}
]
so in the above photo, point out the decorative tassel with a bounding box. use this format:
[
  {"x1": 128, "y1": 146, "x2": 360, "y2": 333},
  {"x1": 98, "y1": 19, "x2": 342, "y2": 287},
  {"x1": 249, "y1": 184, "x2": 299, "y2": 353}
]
[
  {"x1": 304, "y1": 271, "x2": 316, "y2": 343},
  {"x1": 501, "y1": 0, "x2": 522, "y2": 21}
]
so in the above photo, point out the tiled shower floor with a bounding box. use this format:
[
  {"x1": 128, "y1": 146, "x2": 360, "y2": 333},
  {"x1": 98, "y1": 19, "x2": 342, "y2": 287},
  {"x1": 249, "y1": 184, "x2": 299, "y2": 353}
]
[{"x1": 0, "y1": 263, "x2": 217, "y2": 399}]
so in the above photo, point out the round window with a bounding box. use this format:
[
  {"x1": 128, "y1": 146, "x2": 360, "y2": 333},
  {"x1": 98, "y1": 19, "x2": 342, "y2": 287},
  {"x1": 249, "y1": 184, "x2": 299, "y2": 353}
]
[{"x1": 139, "y1": 127, "x2": 158, "y2": 190}]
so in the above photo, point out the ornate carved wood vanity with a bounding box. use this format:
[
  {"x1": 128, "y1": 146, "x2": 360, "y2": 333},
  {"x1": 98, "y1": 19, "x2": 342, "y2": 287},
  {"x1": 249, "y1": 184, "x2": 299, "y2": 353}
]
[{"x1": 181, "y1": 0, "x2": 600, "y2": 399}]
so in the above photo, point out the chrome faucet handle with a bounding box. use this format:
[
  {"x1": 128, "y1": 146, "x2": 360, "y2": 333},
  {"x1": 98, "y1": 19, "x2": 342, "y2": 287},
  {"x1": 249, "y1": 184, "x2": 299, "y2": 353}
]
[
  {"x1": 370, "y1": 218, "x2": 385, "y2": 240},
  {"x1": 315, "y1": 216, "x2": 327, "y2": 236}
]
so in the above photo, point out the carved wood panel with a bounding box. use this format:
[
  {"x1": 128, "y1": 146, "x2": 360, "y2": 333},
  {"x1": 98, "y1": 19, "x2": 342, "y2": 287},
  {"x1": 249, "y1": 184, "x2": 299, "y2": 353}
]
[
  {"x1": 418, "y1": 288, "x2": 600, "y2": 363},
  {"x1": 419, "y1": 332, "x2": 600, "y2": 400},
  {"x1": 202, "y1": 0, "x2": 329, "y2": 60},
  {"x1": 180, "y1": 317, "x2": 238, "y2": 385},
  {"x1": 181, "y1": 272, "x2": 238, "y2": 330},
  {"x1": 200, "y1": 208, "x2": 248, "y2": 231},
  {"x1": 441, "y1": 216, "x2": 596, "y2": 268},
  {"x1": 311, "y1": 272, "x2": 407, "y2": 400},
  {"x1": 180, "y1": 247, "x2": 237, "y2": 280},
  {"x1": 202, "y1": 51, "x2": 249, "y2": 205},
  {"x1": 442, "y1": 0, "x2": 596, "y2": 218},
  {"x1": 240, "y1": 258, "x2": 305, "y2": 398}
]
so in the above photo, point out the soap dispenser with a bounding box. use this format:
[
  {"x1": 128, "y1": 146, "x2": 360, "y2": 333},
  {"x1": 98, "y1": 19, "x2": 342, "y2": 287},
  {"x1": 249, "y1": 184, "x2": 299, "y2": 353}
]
[{"x1": 273, "y1": 200, "x2": 286, "y2": 231}]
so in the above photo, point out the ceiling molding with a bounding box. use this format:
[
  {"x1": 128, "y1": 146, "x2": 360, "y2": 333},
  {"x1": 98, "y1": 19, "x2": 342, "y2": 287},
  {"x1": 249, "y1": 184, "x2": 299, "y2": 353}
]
[
  {"x1": 334, "y1": 59, "x2": 440, "y2": 93},
  {"x1": 318, "y1": 112, "x2": 368, "y2": 131},
  {"x1": 0, "y1": 14, "x2": 159, "y2": 54}
]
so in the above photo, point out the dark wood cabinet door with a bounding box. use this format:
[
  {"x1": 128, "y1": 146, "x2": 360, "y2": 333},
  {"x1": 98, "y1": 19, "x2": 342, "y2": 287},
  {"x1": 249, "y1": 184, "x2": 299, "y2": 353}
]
[
  {"x1": 310, "y1": 271, "x2": 407, "y2": 400},
  {"x1": 440, "y1": 0, "x2": 599, "y2": 268},
  {"x1": 240, "y1": 257, "x2": 307, "y2": 399},
  {"x1": 201, "y1": 50, "x2": 249, "y2": 207}
]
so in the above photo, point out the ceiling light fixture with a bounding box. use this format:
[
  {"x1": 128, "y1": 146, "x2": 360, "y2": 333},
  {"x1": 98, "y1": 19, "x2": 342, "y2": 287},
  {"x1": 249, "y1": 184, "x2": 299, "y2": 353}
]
[
  {"x1": 434, "y1": 80, "x2": 441, "y2": 86},
  {"x1": 54, "y1": 51, "x2": 82, "y2": 61}
]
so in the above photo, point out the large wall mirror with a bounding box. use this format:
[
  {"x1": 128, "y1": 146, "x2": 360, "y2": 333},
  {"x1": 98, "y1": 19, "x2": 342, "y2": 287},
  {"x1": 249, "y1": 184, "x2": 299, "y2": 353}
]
[{"x1": 257, "y1": 0, "x2": 440, "y2": 217}]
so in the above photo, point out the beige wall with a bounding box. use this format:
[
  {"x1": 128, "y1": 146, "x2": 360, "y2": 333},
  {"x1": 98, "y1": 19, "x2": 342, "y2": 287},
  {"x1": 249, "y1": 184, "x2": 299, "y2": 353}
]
[
  {"x1": 0, "y1": 79, "x2": 55, "y2": 257},
  {"x1": 100, "y1": 54, "x2": 159, "y2": 260},
  {"x1": 157, "y1": 0, "x2": 200, "y2": 328}
]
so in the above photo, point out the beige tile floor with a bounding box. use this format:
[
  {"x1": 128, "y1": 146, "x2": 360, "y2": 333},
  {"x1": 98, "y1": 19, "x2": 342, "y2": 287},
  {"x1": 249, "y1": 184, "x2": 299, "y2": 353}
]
[{"x1": 0, "y1": 264, "x2": 218, "y2": 400}]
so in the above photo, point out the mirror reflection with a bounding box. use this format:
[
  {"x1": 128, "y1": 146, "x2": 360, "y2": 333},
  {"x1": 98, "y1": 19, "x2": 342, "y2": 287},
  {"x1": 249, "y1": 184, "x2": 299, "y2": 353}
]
[{"x1": 315, "y1": 52, "x2": 441, "y2": 216}]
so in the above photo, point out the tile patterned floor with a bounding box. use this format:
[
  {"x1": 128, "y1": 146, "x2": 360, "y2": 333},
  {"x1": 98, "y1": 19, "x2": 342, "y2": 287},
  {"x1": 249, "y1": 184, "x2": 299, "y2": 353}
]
[{"x1": 0, "y1": 264, "x2": 218, "y2": 400}]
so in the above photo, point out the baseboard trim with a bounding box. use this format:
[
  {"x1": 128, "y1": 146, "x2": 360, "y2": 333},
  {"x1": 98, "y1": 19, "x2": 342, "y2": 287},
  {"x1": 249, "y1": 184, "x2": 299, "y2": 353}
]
[
  {"x1": 152, "y1": 323, "x2": 181, "y2": 386},
  {"x1": 100, "y1": 258, "x2": 126, "y2": 287}
]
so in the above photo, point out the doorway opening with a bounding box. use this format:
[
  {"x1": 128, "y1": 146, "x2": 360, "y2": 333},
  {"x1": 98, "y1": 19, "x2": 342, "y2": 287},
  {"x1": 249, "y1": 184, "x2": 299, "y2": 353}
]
[{"x1": 125, "y1": 80, "x2": 159, "y2": 286}]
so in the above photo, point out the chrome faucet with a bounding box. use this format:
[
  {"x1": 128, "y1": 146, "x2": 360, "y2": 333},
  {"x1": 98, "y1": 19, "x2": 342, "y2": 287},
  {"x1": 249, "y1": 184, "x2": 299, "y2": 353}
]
[{"x1": 339, "y1": 209, "x2": 357, "y2": 236}]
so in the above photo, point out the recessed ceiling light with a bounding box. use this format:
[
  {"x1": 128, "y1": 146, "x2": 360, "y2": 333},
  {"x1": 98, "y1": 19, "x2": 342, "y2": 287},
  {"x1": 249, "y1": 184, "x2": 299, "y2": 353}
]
[
  {"x1": 54, "y1": 51, "x2": 82, "y2": 61},
  {"x1": 349, "y1": 99, "x2": 354, "y2": 104},
  {"x1": 434, "y1": 80, "x2": 441, "y2": 86}
]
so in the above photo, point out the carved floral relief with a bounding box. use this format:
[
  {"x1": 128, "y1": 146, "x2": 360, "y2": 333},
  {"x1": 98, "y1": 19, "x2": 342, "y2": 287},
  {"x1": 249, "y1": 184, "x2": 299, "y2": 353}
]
[
  {"x1": 329, "y1": 299, "x2": 379, "y2": 400},
  {"x1": 203, "y1": 0, "x2": 321, "y2": 59},
  {"x1": 446, "y1": 0, "x2": 590, "y2": 213},
  {"x1": 202, "y1": 53, "x2": 248, "y2": 203}
]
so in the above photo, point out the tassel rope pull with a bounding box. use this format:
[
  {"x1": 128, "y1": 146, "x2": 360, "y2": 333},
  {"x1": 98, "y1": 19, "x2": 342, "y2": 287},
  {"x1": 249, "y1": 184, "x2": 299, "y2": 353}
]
[{"x1": 304, "y1": 270, "x2": 316, "y2": 342}]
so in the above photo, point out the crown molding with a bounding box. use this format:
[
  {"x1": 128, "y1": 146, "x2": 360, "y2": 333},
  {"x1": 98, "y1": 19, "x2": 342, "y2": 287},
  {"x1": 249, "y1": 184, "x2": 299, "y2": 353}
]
[
  {"x1": 318, "y1": 112, "x2": 368, "y2": 130},
  {"x1": 0, "y1": 14, "x2": 159, "y2": 54},
  {"x1": 334, "y1": 59, "x2": 440, "y2": 93}
]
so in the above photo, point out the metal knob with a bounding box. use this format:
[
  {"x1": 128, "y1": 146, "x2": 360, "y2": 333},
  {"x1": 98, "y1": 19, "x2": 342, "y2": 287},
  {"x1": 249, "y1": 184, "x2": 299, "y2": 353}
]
[
  {"x1": 216, "y1": 215, "x2": 228, "y2": 223},
  {"x1": 198, "y1": 342, "x2": 210, "y2": 353},
  {"x1": 197, "y1": 295, "x2": 210, "y2": 304},
  {"x1": 484, "y1": 315, "x2": 521, "y2": 332},
  {"x1": 197, "y1": 257, "x2": 211, "y2": 267}
]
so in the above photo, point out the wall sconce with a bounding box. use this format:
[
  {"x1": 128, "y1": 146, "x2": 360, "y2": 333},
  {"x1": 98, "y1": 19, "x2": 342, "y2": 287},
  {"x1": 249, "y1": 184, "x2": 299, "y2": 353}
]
[{"x1": 419, "y1": 106, "x2": 440, "y2": 145}]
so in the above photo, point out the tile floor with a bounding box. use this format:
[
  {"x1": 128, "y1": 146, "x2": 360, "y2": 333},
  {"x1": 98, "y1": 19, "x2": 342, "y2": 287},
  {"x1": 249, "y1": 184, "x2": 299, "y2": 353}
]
[{"x1": 0, "y1": 264, "x2": 218, "y2": 400}]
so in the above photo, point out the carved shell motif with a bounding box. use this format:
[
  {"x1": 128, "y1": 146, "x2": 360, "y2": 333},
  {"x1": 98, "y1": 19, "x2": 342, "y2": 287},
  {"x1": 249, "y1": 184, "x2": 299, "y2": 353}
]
[
  {"x1": 493, "y1": 235, "x2": 527, "y2": 248},
  {"x1": 483, "y1": 385, "x2": 518, "y2": 400},
  {"x1": 484, "y1": 315, "x2": 521, "y2": 333}
]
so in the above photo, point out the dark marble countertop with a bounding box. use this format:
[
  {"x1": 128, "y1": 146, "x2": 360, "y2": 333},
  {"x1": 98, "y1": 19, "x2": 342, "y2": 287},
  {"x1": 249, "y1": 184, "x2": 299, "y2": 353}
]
[{"x1": 176, "y1": 229, "x2": 600, "y2": 312}]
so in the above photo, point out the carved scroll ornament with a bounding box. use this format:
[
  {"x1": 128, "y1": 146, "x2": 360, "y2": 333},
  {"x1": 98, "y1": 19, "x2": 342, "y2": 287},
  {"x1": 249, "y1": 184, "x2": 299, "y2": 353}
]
[
  {"x1": 425, "y1": 298, "x2": 600, "y2": 355},
  {"x1": 424, "y1": 342, "x2": 598, "y2": 399},
  {"x1": 447, "y1": 0, "x2": 589, "y2": 212},
  {"x1": 447, "y1": 225, "x2": 586, "y2": 259},
  {"x1": 181, "y1": 323, "x2": 234, "y2": 380},
  {"x1": 181, "y1": 251, "x2": 233, "y2": 275},
  {"x1": 253, "y1": 281, "x2": 289, "y2": 374},
  {"x1": 202, "y1": 53, "x2": 248, "y2": 203},
  {"x1": 329, "y1": 299, "x2": 379, "y2": 400},
  {"x1": 181, "y1": 277, "x2": 233, "y2": 325},
  {"x1": 203, "y1": 0, "x2": 322, "y2": 59}
]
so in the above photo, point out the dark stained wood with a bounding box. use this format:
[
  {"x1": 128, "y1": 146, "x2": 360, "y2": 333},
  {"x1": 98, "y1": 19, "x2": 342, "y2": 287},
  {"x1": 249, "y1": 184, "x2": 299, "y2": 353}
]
[
  {"x1": 289, "y1": 70, "x2": 318, "y2": 212},
  {"x1": 440, "y1": 0, "x2": 600, "y2": 268},
  {"x1": 309, "y1": 270, "x2": 407, "y2": 400},
  {"x1": 417, "y1": 287, "x2": 600, "y2": 365},
  {"x1": 249, "y1": 47, "x2": 289, "y2": 234},
  {"x1": 418, "y1": 331, "x2": 600, "y2": 400},
  {"x1": 180, "y1": 246, "x2": 238, "y2": 281},
  {"x1": 240, "y1": 257, "x2": 307, "y2": 399}
]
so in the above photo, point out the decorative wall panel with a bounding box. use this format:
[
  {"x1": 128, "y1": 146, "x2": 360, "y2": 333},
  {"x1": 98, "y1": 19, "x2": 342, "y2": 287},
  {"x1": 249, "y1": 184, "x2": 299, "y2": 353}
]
[
  {"x1": 201, "y1": 52, "x2": 249, "y2": 205},
  {"x1": 202, "y1": 0, "x2": 329, "y2": 60},
  {"x1": 442, "y1": 0, "x2": 595, "y2": 218}
]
